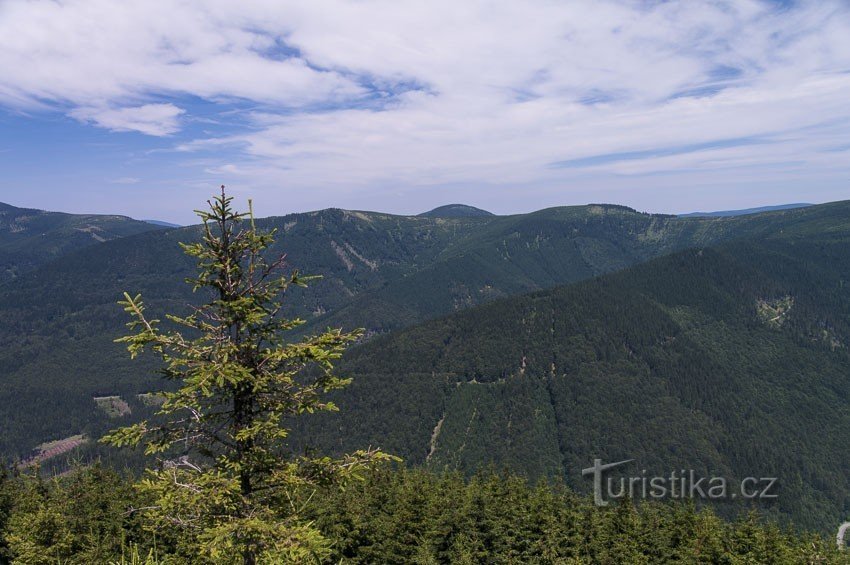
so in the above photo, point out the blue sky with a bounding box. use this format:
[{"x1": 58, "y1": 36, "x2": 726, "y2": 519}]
[{"x1": 1, "y1": 0, "x2": 849, "y2": 224}]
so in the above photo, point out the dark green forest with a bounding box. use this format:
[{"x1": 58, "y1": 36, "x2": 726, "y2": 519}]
[
  {"x1": 295, "y1": 203, "x2": 850, "y2": 532},
  {"x1": 0, "y1": 465, "x2": 845, "y2": 564}
]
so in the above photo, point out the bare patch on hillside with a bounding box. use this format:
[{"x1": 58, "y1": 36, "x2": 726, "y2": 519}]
[
  {"x1": 343, "y1": 242, "x2": 378, "y2": 270},
  {"x1": 344, "y1": 211, "x2": 376, "y2": 223},
  {"x1": 20, "y1": 434, "x2": 87, "y2": 468},
  {"x1": 75, "y1": 225, "x2": 107, "y2": 242},
  {"x1": 137, "y1": 392, "x2": 165, "y2": 406},
  {"x1": 426, "y1": 414, "x2": 445, "y2": 462},
  {"x1": 94, "y1": 395, "x2": 131, "y2": 417},
  {"x1": 756, "y1": 296, "x2": 793, "y2": 328},
  {"x1": 817, "y1": 328, "x2": 844, "y2": 350},
  {"x1": 329, "y1": 240, "x2": 354, "y2": 271}
]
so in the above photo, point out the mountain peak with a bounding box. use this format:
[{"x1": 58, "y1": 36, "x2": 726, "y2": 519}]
[
  {"x1": 0, "y1": 201, "x2": 37, "y2": 214},
  {"x1": 418, "y1": 204, "x2": 494, "y2": 218}
]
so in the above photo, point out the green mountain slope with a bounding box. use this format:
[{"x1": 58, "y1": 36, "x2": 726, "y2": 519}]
[
  {"x1": 0, "y1": 201, "x2": 162, "y2": 283},
  {"x1": 0, "y1": 200, "x2": 847, "y2": 477},
  {"x1": 300, "y1": 202, "x2": 841, "y2": 335},
  {"x1": 0, "y1": 209, "x2": 495, "y2": 454},
  {"x1": 300, "y1": 202, "x2": 850, "y2": 530}
]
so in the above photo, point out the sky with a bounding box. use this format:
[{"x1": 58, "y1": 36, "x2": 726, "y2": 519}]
[{"x1": 0, "y1": 0, "x2": 849, "y2": 224}]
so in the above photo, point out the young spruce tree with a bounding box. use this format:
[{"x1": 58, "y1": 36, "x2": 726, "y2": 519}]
[{"x1": 103, "y1": 187, "x2": 394, "y2": 564}]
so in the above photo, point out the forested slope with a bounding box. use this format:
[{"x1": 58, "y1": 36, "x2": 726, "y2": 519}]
[
  {"x1": 0, "y1": 201, "x2": 161, "y2": 283},
  {"x1": 0, "y1": 208, "x2": 491, "y2": 455},
  {"x1": 0, "y1": 200, "x2": 847, "y2": 480},
  {"x1": 300, "y1": 203, "x2": 837, "y2": 335},
  {"x1": 300, "y1": 203, "x2": 850, "y2": 531}
]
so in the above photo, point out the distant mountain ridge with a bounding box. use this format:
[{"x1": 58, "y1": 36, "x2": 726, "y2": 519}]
[
  {"x1": 678, "y1": 203, "x2": 813, "y2": 217},
  {"x1": 143, "y1": 219, "x2": 182, "y2": 228},
  {"x1": 418, "y1": 204, "x2": 494, "y2": 217},
  {"x1": 0, "y1": 201, "x2": 162, "y2": 283}
]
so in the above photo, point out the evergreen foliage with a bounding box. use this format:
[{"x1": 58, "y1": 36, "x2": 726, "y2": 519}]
[
  {"x1": 2, "y1": 199, "x2": 850, "y2": 536},
  {"x1": 0, "y1": 466, "x2": 845, "y2": 564},
  {"x1": 101, "y1": 189, "x2": 393, "y2": 564}
]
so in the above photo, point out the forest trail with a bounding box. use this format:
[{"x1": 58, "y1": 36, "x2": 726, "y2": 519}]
[{"x1": 837, "y1": 522, "x2": 850, "y2": 548}]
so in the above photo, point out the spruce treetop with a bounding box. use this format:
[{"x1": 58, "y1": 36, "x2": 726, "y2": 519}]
[{"x1": 103, "y1": 187, "x2": 395, "y2": 564}]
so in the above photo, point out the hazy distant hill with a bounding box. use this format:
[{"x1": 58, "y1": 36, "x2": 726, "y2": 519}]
[
  {"x1": 0, "y1": 201, "x2": 162, "y2": 283},
  {"x1": 301, "y1": 200, "x2": 850, "y2": 530},
  {"x1": 678, "y1": 203, "x2": 812, "y2": 217},
  {"x1": 142, "y1": 219, "x2": 182, "y2": 228},
  {"x1": 418, "y1": 204, "x2": 494, "y2": 217}
]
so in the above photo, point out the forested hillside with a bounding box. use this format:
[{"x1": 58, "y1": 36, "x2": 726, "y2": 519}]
[
  {"x1": 297, "y1": 202, "x2": 850, "y2": 531},
  {"x1": 1, "y1": 199, "x2": 849, "y2": 524},
  {"x1": 0, "y1": 202, "x2": 161, "y2": 283},
  {"x1": 0, "y1": 202, "x2": 798, "y2": 457},
  {"x1": 300, "y1": 203, "x2": 839, "y2": 335},
  {"x1": 0, "y1": 208, "x2": 486, "y2": 455},
  {"x1": 3, "y1": 198, "x2": 850, "y2": 553}
]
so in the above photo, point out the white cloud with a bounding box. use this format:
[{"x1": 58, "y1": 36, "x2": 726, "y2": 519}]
[
  {"x1": 1, "y1": 0, "x2": 849, "y2": 211},
  {"x1": 0, "y1": 0, "x2": 362, "y2": 112},
  {"x1": 70, "y1": 104, "x2": 185, "y2": 136}
]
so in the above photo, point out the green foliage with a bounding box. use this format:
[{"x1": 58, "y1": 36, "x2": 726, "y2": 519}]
[
  {"x1": 308, "y1": 468, "x2": 847, "y2": 564},
  {"x1": 1, "y1": 466, "x2": 844, "y2": 563},
  {"x1": 3, "y1": 464, "x2": 143, "y2": 564},
  {"x1": 3, "y1": 198, "x2": 850, "y2": 535},
  {"x1": 101, "y1": 189, "x2": 394, "y2": 563},
  {"x1": 0, "y1": 468, "x2": 13, "y2": 563},
  {"x1": 111, "y1": 544, "x2": 162, "y2": 565}
]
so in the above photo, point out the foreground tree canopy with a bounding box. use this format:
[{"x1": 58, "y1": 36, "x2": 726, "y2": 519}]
[
  {"x1": 0, "y1": 465, "x2": 846, "y2": 564},
  {"x1": 102, "y1": 188, "x2": 394, "y2": 563}
]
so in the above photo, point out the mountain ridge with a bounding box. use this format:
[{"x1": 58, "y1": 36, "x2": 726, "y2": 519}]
[
  {"x1": 0, "y1": 200, "x2": 163, "y2": 283},
  {"x1": 418, "y1": 204, "x2": 495, "y2": 218}
]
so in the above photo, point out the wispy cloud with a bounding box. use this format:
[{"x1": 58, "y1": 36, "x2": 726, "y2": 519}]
[
  {"x1": 70, "y1": 104, "x2": 185, "y2": 136},
  {"x1": 0, "y1": 0, "x2": 849, "y2": 215},
  {"x1": 549, "y1": 138, "x2": 769, "y2": 169},
  {"x1": 108, "y1": 176, "x2": 141, "y2": 184}
]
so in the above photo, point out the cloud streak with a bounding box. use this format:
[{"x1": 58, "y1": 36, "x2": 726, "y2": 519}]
[{"x1": 70, "y1": 104, "x2": 185, "y2": 136}]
